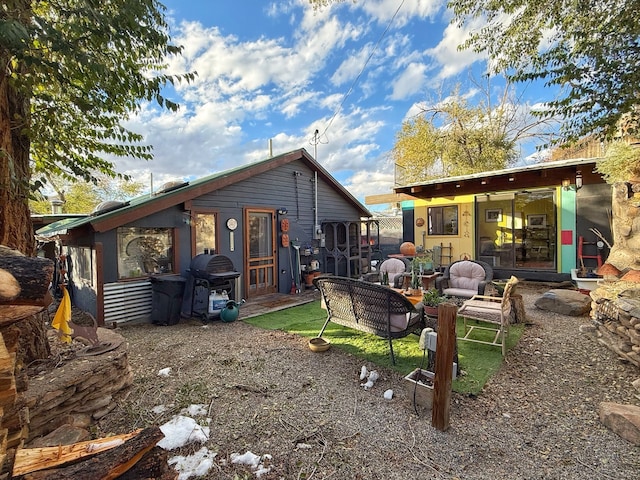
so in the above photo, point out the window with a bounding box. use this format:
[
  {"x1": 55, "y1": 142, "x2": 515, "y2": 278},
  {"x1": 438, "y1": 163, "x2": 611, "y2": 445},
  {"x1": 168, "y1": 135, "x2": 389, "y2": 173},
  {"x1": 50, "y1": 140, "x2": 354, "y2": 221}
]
[
  {"x1": 193, "y1": 212, "x2": 217, "y2": 255},
  {"x1": 71, "y1": 246, "x2": 93, "y2": 285},
  {"x1": 428, "y1": 206, "x2": 458, "y2": 235},
  {"x1": 117, "y1": 227, "x2": 174, "y2": 279}
]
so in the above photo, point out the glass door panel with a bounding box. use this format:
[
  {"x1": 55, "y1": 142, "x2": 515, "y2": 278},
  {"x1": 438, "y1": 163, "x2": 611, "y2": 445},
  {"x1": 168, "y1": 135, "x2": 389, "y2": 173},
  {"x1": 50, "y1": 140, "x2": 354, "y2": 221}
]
[
  {"x1": 477, "y1": 193, "x2": 514, "y2": 268},
  {"x1": 476, "y1": 190, "x2": 556, "y2": 270}
]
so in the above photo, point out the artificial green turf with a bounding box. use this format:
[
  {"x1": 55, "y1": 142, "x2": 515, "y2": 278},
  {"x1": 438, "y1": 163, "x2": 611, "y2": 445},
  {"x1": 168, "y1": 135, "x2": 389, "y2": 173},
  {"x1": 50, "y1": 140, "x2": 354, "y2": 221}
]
[{"x1": 243, "y1": 300, "x2": 524, "y2": 395}]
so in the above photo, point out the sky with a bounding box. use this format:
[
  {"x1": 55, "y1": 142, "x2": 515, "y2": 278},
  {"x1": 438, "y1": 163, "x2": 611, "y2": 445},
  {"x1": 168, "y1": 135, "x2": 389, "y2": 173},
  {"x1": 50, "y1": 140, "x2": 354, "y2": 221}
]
[{"x1": 117, "y1": 0, "x2": 555, "y2": 209}]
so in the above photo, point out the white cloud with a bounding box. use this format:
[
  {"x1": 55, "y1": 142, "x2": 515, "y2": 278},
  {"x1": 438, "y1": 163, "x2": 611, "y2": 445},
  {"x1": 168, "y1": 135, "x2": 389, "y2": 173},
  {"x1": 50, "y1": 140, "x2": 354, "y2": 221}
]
[
  {"x1": 425, "y1": 20, "x2": 486, "y2": 80},
  {"x1": 358, "y1": 0, "x2": 443, "y2": 26},
  {"x1": 391, "y1": 62, "x2": 428, "y2": 100},
  {"x1": 102, "y1": 1, "x2": 551, "y2": 207}
]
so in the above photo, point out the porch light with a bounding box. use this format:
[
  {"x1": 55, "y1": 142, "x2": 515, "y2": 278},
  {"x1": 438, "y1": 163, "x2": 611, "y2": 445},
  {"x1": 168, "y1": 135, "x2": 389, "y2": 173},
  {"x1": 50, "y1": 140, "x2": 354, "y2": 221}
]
[
  {"x1": 575, "y1": 171, "x2": 583, "y2": 190},
  {"x1": 562, "y1": 171, "x2": 583, "y2": 191}
]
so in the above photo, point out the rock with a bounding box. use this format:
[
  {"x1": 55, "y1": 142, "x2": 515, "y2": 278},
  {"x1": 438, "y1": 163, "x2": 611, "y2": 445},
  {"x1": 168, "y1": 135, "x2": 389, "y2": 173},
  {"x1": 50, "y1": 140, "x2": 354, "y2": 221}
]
[
  {"x1": 633, "y1": 379, "x2": 640, "y2": 392},
  {"x1": 28, "y1": 424, "x2": 90, "y2": 448},
  {"x1": 599, "y1": 402, "x2": 640, "y2": 445},
  {"x1": 534, "y1": 289, "x2": 591, "y2": 316},
  {"x1": 579, "y1": 324, "x2": 597, "y2": 333}
]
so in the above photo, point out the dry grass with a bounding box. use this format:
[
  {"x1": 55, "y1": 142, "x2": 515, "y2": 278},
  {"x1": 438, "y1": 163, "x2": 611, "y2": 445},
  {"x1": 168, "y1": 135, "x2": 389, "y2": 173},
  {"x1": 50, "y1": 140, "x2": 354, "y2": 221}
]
[{"x1": 94, "y1": 284, "x2": 640, "y2": 479}]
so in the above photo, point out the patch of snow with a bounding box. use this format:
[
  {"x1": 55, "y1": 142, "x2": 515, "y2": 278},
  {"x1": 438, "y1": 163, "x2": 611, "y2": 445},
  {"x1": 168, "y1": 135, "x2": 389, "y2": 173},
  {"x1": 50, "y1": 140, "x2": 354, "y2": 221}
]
[
  {"x1": 157, "y1": 415, "x2": 210, "y2": 450},
  {"x1": 168, "y1": 446, "x2": 217, "y2": 480}
]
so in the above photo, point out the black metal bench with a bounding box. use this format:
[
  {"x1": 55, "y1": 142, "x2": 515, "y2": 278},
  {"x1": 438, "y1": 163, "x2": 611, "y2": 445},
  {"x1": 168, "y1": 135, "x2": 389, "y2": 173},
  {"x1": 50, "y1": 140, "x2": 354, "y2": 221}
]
[{"x1": 313, "y1": 276, "x2": 424, "y2": 364}]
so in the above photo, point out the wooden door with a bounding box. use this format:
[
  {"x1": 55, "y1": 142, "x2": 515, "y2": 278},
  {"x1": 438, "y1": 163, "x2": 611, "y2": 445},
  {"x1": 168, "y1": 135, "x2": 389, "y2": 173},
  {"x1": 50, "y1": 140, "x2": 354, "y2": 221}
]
[{"x1": 244, "y1": 208, "x2": 277, "y2": 297}]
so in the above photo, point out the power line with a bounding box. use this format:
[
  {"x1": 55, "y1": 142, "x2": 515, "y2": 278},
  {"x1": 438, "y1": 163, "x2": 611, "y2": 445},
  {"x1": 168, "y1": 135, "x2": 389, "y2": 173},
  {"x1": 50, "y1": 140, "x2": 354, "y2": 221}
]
[{"x1": 318, "y1": 0, "x2": 406, "y2": 141}]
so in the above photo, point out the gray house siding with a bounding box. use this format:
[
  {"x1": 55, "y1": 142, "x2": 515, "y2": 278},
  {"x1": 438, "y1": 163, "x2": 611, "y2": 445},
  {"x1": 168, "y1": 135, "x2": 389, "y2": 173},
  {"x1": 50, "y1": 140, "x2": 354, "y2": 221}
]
[
  {"x1": 71, "y1": 206, "x2": 191, "y2": 319},
  {"x1": 190, "y1": 159, "x2": 363, "y2": 294},
  {"x1": 40, "y1": 149, "x2": 372, "y2": 322}
]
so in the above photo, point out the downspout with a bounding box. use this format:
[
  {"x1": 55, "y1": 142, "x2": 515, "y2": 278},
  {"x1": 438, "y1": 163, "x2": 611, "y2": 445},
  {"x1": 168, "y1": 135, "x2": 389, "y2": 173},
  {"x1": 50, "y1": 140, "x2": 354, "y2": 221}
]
[{"x1": 315, "y1": 170, "x2": 318, "y2": 235}]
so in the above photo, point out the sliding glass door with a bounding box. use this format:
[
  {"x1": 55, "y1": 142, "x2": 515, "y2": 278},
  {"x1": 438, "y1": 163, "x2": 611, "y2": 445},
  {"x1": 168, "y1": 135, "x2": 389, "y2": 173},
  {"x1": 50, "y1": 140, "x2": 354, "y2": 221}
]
[{"x1": 476, "y1": 190, "x2": 556, "y2": 270}]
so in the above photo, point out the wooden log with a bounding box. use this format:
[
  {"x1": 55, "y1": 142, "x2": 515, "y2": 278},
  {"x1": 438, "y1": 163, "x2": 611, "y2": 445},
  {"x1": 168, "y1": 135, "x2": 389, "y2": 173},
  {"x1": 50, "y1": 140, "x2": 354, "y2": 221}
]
[
  {"x1": 18, "y1": 427, "x2": 163, "y2": 479},
  {"x1": 117, "y1": 447, "x2": 178, "y2": 480},
  {"x1": 13, "y1": 429, "x2": 143, "y2": 477},
  {"x1": 0, "y1": 254, "x2": 53, "y2": 307},
  {"x1": 511, "y1": 294, "x2": 527, "y2": 324},
  {"x1": 0, "y1": 306, "x2": 47, "y2": 326},
  {"x1": 0, "y1": 269, "x2": 20, "y2": 302}
]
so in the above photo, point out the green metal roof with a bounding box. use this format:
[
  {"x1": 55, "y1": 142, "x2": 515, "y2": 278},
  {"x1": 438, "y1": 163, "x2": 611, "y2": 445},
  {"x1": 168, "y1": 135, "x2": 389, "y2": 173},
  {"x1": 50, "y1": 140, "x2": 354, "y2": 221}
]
[{"x1": 36, "y1": 148, "x2": 371, "y2": 237}]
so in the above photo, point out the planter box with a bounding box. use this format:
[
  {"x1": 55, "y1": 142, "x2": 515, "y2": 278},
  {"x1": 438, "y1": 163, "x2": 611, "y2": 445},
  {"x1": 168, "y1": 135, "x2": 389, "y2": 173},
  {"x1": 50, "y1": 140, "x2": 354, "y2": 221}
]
[
  {"x1": 571, "y1": 269, "x2": 601, "y2": 291},
  {"x1": 404, "y1": 368, "x2": 434, "y2": 409}
]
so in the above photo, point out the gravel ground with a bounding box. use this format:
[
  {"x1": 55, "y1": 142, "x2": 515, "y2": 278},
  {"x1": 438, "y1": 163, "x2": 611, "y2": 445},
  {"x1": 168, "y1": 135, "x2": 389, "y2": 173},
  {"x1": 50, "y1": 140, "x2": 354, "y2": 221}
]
[{"x1": 97, "y1": 283, "x2": 640, "y2": 479}]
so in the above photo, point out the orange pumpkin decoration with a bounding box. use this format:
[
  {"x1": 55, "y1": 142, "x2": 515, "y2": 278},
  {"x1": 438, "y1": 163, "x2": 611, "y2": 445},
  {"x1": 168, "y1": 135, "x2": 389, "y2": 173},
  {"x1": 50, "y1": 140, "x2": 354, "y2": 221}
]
[{"x1": 399, "y1": 242, "x2": 416, "y2": 256}]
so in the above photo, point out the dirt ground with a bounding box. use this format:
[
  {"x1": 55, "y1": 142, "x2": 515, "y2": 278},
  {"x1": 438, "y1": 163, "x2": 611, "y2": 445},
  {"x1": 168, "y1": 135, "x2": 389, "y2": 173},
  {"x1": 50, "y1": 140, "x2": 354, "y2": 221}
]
[{"x1": 82, "y1": 283, "x2": 638, "y2": 478}]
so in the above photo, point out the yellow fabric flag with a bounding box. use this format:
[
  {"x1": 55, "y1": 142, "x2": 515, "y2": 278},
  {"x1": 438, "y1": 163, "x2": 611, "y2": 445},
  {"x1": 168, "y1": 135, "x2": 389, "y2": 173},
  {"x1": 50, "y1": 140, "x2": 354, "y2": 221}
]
[{"x1": 52, "y1": 286, "x2": 72, "y2": 343}]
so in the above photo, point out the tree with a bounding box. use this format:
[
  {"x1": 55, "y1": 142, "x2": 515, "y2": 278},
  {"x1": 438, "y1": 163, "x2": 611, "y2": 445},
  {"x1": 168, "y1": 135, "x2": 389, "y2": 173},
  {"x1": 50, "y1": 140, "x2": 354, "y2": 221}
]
[
  {"x1": 29, "y1": 174, "x2": 145, "y2": 214},
  {"x1": 393, "y1": 81, "x2": 554, "y2": 184},
  {"x1": 1, "y1": 0, "x2": 194, "y2": 254},
  {"x1": 449, "y1": 0, "x2": 640, "y2": 144}
]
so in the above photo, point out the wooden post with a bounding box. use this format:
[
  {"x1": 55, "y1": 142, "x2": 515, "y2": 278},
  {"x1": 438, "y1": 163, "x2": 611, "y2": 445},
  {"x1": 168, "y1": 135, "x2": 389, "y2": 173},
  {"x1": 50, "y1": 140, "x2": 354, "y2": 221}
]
[{"x1": 432, "y1": 302, "x2": 457, "y2": 431}]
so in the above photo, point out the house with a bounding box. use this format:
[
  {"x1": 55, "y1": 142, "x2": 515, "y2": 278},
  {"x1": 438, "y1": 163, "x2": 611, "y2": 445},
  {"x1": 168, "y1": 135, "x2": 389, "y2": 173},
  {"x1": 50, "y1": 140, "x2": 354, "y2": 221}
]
[
  {"x1": 392, "y1": 157, "x2": 611, "y2": 281},
  {"x1": 37, "y1": 149, "x2": 375, "y2": 324}
]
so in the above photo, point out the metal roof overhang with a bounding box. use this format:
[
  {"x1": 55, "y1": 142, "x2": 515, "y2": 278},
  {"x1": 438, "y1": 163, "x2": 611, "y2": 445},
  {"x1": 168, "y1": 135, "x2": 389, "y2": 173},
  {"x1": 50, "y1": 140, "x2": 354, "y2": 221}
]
[{"x1": 393, "y1": 158, "x2": 604, "y2": 200}]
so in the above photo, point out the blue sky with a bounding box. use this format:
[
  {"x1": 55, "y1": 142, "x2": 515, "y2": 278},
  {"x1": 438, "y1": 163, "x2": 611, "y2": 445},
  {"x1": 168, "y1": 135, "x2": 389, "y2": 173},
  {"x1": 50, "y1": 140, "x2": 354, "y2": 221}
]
[{"x1": 118, "y1": 0, "x2": 555, "y2": 208}]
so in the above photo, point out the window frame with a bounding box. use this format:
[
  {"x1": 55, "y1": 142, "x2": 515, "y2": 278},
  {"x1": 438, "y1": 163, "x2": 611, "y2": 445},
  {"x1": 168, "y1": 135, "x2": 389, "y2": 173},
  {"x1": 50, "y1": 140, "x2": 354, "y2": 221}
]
[
  {"x1": 117, "y1": 226, "x2": 175, "y2": 279},
  {"x1": 427, "y1": 205, "x2": 459, "y2": 236}
]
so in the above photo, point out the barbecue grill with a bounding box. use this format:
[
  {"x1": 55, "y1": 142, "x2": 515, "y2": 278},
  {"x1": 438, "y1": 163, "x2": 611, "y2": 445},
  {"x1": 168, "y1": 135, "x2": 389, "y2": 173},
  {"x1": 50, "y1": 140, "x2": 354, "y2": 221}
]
[{"x1": 181, "y1": 254, "x2": 241, "y2": 319}]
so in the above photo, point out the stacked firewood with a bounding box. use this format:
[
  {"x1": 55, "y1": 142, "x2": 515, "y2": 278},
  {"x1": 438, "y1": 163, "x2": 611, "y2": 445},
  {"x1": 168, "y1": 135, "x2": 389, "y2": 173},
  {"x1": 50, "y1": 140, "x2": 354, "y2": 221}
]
[
  {"x1": 0, "y1": 246, "x2": 175, "y2": 478},
  {"x1": 0, "y1": 246, "x2": 54, "y2": 477},
  {"x1": 591, "y1": 279, "x2": 640, "y2": 368}
]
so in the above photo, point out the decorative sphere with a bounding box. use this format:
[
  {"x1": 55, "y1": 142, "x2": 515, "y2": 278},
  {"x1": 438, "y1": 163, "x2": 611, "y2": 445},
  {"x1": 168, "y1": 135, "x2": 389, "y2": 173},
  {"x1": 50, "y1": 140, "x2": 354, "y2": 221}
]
[{"x1": 399, "y1": 242, "x2": 416, "y2": 256}]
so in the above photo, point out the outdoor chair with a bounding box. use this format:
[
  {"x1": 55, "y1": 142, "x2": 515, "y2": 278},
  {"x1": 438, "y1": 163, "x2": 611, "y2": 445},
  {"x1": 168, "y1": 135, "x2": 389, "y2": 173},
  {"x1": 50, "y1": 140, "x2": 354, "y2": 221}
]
[
  {"x1": 378, "y1": 258, "x2": 410, "y2": 288},
  {"x1": 313, "y1": 276, "x2": 424, "y2": 364},
  {"x1": 435, "y1": 259, "x2": 493, "y2": 299},
  {"x1": 456, "y1": 275, "x2": 519, "y2": 356}
]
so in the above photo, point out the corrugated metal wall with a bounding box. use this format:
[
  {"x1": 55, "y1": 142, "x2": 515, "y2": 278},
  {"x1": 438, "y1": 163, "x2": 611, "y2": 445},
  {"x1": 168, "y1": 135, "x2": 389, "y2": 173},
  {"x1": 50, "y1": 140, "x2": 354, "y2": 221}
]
[{"x1": 103, "y1": 280, "x2": 152, "y2": 323}]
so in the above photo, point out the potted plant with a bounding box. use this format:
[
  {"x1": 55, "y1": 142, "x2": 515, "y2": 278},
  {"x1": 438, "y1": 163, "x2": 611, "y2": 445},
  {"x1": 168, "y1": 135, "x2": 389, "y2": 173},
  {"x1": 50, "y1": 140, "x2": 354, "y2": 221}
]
[
  {"x1": 411, "y1": 254, "x2": 433, "y2": 275},
  {"x1": 409, "y1": 271, "x2": 421, "y2": 295},
  {"x1": 422, "y1": 288, "x2": 447, "y2": 317}
]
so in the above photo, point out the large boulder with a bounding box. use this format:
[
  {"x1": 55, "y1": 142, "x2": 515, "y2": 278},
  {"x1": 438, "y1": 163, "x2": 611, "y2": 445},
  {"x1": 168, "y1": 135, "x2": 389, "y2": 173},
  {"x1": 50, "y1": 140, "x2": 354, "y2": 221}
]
[
  {"x1": 599, "y1": 402, "x2": 640, "y2": 446},
  {"x1": 534, "y1": 289, "x2": 591, "y2": 316}
]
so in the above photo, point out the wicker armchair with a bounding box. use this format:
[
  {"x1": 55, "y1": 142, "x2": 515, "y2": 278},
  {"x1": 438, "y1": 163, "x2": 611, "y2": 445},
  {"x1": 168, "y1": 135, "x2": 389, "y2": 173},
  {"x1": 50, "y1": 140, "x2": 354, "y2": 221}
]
[{"x1": 435, "y1": 259, "x2": 493, "y2": 299}]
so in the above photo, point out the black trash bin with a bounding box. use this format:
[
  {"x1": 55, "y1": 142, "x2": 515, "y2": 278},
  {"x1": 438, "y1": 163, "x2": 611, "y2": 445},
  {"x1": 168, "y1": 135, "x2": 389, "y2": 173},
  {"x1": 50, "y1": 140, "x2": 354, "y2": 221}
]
[{"x1": 151, "y1": 275, "x2": 186, "y2": 325}]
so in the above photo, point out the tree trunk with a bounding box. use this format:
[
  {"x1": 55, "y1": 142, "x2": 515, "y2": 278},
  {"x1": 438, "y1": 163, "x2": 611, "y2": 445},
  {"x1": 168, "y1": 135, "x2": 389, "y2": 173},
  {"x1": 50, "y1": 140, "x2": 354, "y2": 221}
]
[
  {"x1": 0, "y1": 36, "x2": 35, "y2": 256},
  {"x1": 0, "y1": 4, "x2": 50, "y2": 373}
]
